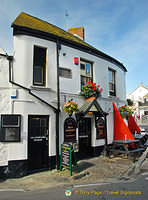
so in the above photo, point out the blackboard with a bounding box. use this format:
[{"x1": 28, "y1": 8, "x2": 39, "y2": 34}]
[
  {"x1": 60, "y1": 143, "x2": 79, "y2": 176},
  {"x1": 61, "y1": 143, "x2": 71, "y2": 168}
]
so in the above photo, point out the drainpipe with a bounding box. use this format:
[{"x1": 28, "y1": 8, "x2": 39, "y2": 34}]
[
  {"x1": 8, "y1": 56, "x2": 57, "y2": 111},
  {"x1": 8, "y1": 50, "x2": 61, "y2": 169},
  {"x1": 56, "y1": 41, "x2": 61, "y2": 169}
]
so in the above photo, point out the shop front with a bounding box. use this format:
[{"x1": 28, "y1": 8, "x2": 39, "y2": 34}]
[{"x1": 76, "y1": 98, "x2": 108, "y2": 158}]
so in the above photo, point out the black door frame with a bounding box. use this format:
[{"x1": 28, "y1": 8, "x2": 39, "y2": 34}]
[{"x1": 28, "y1": 115, "x2": 49, "y2": 173}]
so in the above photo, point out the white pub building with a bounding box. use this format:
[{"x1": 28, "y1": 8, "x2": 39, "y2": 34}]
[{"x1": 0, "y1": 12, "x2": 127, "y2": 178}]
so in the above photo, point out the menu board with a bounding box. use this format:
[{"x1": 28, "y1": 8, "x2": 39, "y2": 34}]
[
  {"x1": 64, "y1": 117, "x2": 76, "y2": 142},
  {"x1": 61, "y1": 143, "x2": 71, "y2": 168}
]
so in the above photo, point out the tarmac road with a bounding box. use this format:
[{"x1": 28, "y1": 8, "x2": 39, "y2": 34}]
[{"x1": 0, "y1": 173, "x2": 147, "y2": 200}]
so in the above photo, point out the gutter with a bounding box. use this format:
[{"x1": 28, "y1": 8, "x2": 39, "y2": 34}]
[
  {"x1": 0, "y1": 53, "x2": 7, "y2": 57},
  {"x1": 12, "y1": 25, "x2": 127, "y2": 72}
]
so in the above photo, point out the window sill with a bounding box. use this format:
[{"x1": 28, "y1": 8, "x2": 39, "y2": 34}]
[
  {"x1": 108, "y1": 95, "x2": 119, "y2": 100},
  {"x1": 30, "y1": 85, "x2": 52, "y2": 91},
  {"x1": 96, "y1": 137, "x2": 105, "y2": 140}
]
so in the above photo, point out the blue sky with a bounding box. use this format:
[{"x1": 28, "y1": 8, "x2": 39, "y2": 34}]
[{"x1": 0, "y1": 0, "x2": 148, "y2": 94}]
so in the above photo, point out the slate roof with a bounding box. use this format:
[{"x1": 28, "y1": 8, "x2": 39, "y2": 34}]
[
  {"x1": 12, "y1": 12, "x2": 94, "y2": 49},
  {"x1": 12, "y1": 12, "x2": 127, "y2": 72}
]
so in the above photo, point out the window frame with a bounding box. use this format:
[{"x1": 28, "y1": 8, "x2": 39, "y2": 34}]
[
  {"x1": 33, "y1": 46, "x2": 47, "y2": 86},
  {"x1": 108, "y1": 68, "x2": 116, "y2": 96},
  {"x1": 0, "y1": 115, "x2": 21, "y2": 142},
  {"x1": 80, "y1": 59, "x2": 93, "y2": 86}
]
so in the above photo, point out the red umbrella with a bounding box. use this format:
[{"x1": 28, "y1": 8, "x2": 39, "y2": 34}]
[
  {"x1": 113, "y1": 102, "x2": 135, "y2": 140},
  {"x1": 128, "y1": 115, "x2": 140, "y2": 134}
]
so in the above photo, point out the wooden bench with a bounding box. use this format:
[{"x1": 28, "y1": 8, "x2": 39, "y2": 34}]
[
  {"x1": 128, "y1": 148, "x2": 145, "y2": 162},
  {"x1": 107, "y1": 140, "x2": 146, "y2": 162}
]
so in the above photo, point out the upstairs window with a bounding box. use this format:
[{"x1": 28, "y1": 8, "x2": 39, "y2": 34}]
[
  {"x1": 80, "y1": 60, "x2": 93, "y2": 86},
  {"x1": 108, "y1": 69, "x2": 116, "y2": 96},
  {"x1": 33, "y1": 46, "x2": 46, "y2": 86}
]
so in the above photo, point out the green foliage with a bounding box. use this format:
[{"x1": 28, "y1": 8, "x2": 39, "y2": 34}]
[
  {"x1": 64, "y1": 100, "x2": 79, "y2": 116},
  {"x1": 118, "y1": 104, "x2": 133, "y2": 119},
  {"x1": 80, "y1": 79, "x2": 103, "y2": 99}
]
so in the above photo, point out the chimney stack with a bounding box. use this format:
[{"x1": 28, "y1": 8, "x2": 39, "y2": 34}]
[{"x1": 68, "y1": 26, "x2": 85, "y2": 40}]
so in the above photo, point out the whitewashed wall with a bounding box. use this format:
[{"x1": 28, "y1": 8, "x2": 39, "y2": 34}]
[
  {"x1": 13, "y1": 35, "x2": 57, "y2": 93},
  {"x1": 59, "y1": 44, "x2": 126, "y2": 147},
  {"x1": 0, "y1": 48, "x2": 10, "y2": 166},
  {"x1": 0, "y1": 43, "x2": 57, "y2": 167},
  {"x1": 0, "y1": 32, "x2": 127, "y2": 167},
  {"x1": 59, "y1": 44, "x2": 126, "y2": 101}
]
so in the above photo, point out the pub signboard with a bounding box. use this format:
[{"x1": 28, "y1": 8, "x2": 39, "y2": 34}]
[
  {"x1": 64, "y1": 117, "x2": 76, "y2": 142},
  {"x1": 96, "y1": 117, "x2": 105, "y2": 139}
]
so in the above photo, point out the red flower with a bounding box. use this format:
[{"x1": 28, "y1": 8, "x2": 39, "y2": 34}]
[
  {"x1": 93, "y1": 87, "x2": 96, "y2": 91},
  {"x1": 97, "y1": 85, "x2": 100, "y2": 88},
  {"x1": 91, "y1": 83, "x2": 94, "y2": 87},
  {"x1": 88, "y1": 79, "x2": 91, "y2": 84}
]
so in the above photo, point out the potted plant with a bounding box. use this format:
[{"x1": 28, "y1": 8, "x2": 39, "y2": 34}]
[
  {"x1": 64, "y1": 99, "x2": 79, "y2": 116},
  {"x1": 118, "y1": 104, "x2": 133, "y2": 120},
  {"x1": 80, "y1": 79, "x2": 103, "y2": 99}
]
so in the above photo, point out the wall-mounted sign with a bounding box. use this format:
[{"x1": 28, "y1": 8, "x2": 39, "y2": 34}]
[
  {"x1": 74, "y1": 57, "x2": 79, "y2": 65},
  {"x1": 96, "y1": 118, "x2": 105, "y2": 139},
  {"x1": 64, "y1": 117, "x2": 76, "y2": 142}
]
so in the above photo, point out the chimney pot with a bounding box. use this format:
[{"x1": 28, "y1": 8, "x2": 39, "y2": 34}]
[{"x1": 68, "y1": 27, "x2": 85, "y2": 40}]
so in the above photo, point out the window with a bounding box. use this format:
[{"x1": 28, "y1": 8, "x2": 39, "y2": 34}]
[
  {"x1": 80, "y1": 60, "x2": 92, "y2": 86},
  {"x1": 108, "y1": 69, "x2": 116, "y2": 96},
  {"x1": 33, "y1": 46, "x2": 46, "y2": 86},
  {"x1": 59, "y1": 68, "x2": 72, "y2": 79},
  {"x1": 0, "y1": 115, "x2": 21, "y2": 142}
]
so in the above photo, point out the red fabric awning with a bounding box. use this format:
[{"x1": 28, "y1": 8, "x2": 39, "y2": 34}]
[
  {"x1": 128, "y1": 115, "x2": 140, "y2": 134},
  {"x1": 113, "y1": 102, "x2": 135, "y2": 140}
]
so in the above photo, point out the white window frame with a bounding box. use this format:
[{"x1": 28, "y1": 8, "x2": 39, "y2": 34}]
[
  {"x1": 80, "y1": 60, "x2": 93, "y2": 86},
  {"x1": 108, "y1": 68, "x2": 116, "y2": 96}
]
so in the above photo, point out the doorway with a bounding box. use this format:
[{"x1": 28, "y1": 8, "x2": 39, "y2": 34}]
[
  {"x1": 79, "y1": 118, "x2": 91, "y2": 157},
  {"x1": 28, "y1": 115, "x2": 49, "y2": 173}
]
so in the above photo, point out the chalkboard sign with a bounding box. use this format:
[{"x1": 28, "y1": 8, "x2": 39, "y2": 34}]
[
  {"x1": 64, "y1": 117, "x2": 76, "y2": 142},
  {"x1": 60, "y1": 143, "x2": 79, "y2": 176},
  {"x1": 61, "y1": 143, "x2": 71, "y2": 168}
]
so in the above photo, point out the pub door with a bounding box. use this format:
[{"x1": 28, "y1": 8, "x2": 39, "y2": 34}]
[
  {"x1": 28, "y1": 116, "x2": 49, "y2": 173},
  {"x1": 79, "y1": 118, "x2": 91, "y2": 158}
]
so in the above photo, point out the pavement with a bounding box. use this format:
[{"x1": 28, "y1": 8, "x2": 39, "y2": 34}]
[{"x1": 0, "y1": 153, "x2": 148, "y2": 191}]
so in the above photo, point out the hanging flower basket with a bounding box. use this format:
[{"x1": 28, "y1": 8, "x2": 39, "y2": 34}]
[
  {"x1": 80, "y1": 79, "x2": 103, "y2": 99},
  {"x1": 64, "y1": 100, "x2": 79, "y2": 116},
  {"x1": 118, "y1": 104, "x2": 133, "y2": 119}
]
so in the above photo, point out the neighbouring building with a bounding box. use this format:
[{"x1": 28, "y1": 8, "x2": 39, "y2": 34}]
[
  {"x1": 0, "y1": 12, "x2": 127, "y2": 178},
  {"x1": 127, "y1": 82, "x2": 148, "y2": 120}
]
